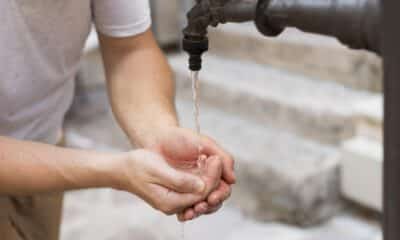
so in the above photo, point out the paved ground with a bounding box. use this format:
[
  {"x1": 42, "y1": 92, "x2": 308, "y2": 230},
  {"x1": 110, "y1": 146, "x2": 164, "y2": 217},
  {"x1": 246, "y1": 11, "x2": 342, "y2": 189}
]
[
  {"x1": 61, "y1": 89, "x2": 382, "y2": 240},
  {"x1": 60, "y1": 188, "x2": 381, "y2": 240}
]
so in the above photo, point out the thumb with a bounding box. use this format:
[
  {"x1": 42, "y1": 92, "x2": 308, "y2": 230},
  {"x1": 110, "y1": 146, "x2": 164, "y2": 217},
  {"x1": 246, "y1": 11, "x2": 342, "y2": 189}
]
[{"x1": 155, "y1": 165, "x2": 205, "y2": 194}]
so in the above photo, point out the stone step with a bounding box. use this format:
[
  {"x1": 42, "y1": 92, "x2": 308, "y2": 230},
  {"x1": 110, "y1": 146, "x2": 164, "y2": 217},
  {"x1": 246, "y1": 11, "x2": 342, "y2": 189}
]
[
  {"x1": 175, "y1": 97, "x2": 341, "y2": 226},
  {"x1": 207, "y1": 23, "x2": 382, "y2": 92},
  {"x1": 65, "y1": 89, "x2": 341, "y2": 226},
  {"x1": 169, "y1": 54, "x2": 382, "y2": 145},
  {"x1": 341, "y1": 136, "x2": 383, "y2": 211},
  {"x1": 61, "y1": 189, "x2": 381, "y2": 240}
]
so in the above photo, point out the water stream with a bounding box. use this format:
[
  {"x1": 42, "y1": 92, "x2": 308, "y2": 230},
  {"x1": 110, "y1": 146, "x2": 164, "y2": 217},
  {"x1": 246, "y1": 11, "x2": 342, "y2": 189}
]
[
  {"x1": 181, "y1": 222, "x2": 185, "y2": 240},
  {"x1": 181, "y1": 70, "x2": 202, "y2": 240},
  {"x1": 191, "y1": 71, "x2": 201, "y2": 135}
]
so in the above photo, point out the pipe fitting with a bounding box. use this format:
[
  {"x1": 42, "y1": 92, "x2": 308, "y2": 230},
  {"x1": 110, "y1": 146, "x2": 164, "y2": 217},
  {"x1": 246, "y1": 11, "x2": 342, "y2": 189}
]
[
  {"x1": 182, "y1": 0, "x2": 257, "y2": 70},
  {"x1": 182, "y1": 36, "x2": 209, "y2": 71},
  {"x1": 183, "y1": 0, "x2": 258, "y2": 38}
]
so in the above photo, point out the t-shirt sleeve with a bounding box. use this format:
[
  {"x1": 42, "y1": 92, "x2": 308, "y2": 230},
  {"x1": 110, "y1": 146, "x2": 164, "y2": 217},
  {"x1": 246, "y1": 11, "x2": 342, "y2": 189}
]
[{"x1": 92, "y1": 0, "x2": 151, "y2": 37}]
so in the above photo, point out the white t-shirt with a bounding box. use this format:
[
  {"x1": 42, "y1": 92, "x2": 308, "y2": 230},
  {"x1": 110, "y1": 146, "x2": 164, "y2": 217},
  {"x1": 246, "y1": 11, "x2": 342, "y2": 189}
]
[{"x1": 0, "y1": 0, "x2": 151, "y2": 144}]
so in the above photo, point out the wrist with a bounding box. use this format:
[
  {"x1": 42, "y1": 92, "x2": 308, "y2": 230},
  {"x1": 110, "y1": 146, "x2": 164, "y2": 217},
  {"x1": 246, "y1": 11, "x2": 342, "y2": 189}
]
[
  {"x1": 131, "y1": 118, "x2": 179, "y2": 148},
  {"x1": 89, "y1": 152, "x2": 127, "y2": 190}
]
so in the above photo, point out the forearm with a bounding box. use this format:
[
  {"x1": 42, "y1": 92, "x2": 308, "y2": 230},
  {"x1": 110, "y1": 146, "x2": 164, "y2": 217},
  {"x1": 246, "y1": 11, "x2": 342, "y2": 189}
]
[
  {"x1": 100, "y1": 30, "x2": 178, "y2": 147},
  {"x1": 0, "y1": 136, "x2": 118, "y2": 195}
]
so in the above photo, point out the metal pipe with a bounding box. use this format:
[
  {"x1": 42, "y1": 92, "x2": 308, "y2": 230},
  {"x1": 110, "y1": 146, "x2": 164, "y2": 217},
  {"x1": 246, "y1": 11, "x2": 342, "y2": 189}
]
[
  {"x1": 182, "y1": 0, "x2": 381, "y2": 71},
  {"x1": 183, "y1": 0, "x2": 257, "y2": 37},
  {"x1": 255, "y1": 0, "x2": 381, "y2": 54},
  {"x1": 220, "y1": 0, "x2": 258, "y2": 23},
  {"x1": 383, "y1": 0, "x2": 400, "y2": 239}
]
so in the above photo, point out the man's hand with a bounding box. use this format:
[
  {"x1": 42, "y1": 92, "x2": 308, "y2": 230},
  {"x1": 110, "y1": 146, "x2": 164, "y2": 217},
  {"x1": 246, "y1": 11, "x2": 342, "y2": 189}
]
[
  {"x1": 114, "y1": 149, "x2": 222, "y2": 215},
  {"x1": 99, "y1": 29, "x2": 235, "y2": 220},
  {"x1": 144, "y1": 127, "x2": 236, "y2": 221}
]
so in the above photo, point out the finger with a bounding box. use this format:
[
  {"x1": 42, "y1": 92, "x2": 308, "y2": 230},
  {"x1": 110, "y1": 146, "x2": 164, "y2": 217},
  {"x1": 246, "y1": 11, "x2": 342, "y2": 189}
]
[
  {"x1": 194, "y1": 201, "x2": 209, "y2": 215},
  {"x1": 178, "y1": 206, "x2": 195, "y2": 221},
  {"x1": 154, "y1": 163, "x2": 205, "y2": 194},
  {"x1": 200, "y1": 156, "x2": 223, "y2": 197},
  {"x1": 200, "y1": 137, "x2": 236, "y2": 184},
  {"x1": 166, "y1": 192, "x2": 203, "y2": 211},
  {"x1": 204, "y1": 203, "x2": 223, "y2": 215},
  {"x1": 149, "y1": 184, "x2": 203, "y2": 215},
  {"x1": 177, "y1": 212, "x2": 186, "y2": 222},
  {"x1": 193, "y1": 202, "x2": 222, "y2": 216},
  {"x1": 184, "y1": 208, "x2": 197, "y2": 221},
  {"x1": 177, "y1": 208, "x2": 196, "y2": 221},
  {"x1": 207, "y1": 181, "x2": 231, "y2": 206}
]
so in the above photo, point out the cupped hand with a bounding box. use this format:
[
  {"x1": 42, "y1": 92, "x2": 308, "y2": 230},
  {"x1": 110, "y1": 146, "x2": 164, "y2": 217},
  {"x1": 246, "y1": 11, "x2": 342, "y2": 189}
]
[
  {"x1": 114, "y1": 149, "x2": 223, "y2": 215},
  {"x1": 145, "y1": 127, "x2": 236, "y2": 221}
]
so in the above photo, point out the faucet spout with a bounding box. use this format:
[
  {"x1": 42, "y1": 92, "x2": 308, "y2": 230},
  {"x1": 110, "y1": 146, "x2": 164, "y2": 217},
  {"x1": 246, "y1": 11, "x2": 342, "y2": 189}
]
[{"x1": 182, "y1": 0, "x2": 258, "y2": 71}]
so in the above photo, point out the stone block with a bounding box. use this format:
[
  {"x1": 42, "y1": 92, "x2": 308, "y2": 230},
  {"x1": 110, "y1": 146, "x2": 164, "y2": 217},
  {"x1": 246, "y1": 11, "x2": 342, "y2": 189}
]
[
  {"x1": 176, "y1": 98, "x2": 341, "y2": 225},
  {"x1": 208, "y1": 23, "x2": 383, "y2": 92},
  {"x1": 341, "y1": 136, "x2": 383, "y2": 211}
]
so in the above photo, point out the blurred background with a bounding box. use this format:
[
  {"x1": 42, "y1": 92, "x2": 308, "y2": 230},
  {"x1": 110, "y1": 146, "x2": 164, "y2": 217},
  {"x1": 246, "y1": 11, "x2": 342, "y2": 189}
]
[{"x1": 61, "y1": 0, "x2": 383, "y2": 239}]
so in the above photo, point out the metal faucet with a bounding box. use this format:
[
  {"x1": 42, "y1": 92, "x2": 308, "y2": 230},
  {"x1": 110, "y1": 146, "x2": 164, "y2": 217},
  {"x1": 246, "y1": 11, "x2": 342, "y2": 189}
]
[
  {"x1": 182, "y1": 0, "x2": 381, "y2": 71},
  {"x1": 182, "y1": 0, "x2": 257, "y2": 71}
]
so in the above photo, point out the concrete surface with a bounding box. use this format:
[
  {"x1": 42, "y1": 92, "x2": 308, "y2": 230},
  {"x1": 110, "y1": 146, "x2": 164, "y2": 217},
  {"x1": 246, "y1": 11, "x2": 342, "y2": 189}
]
[{"x1": 61, "y1": 189, "x2": 381, "y2": 240}]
